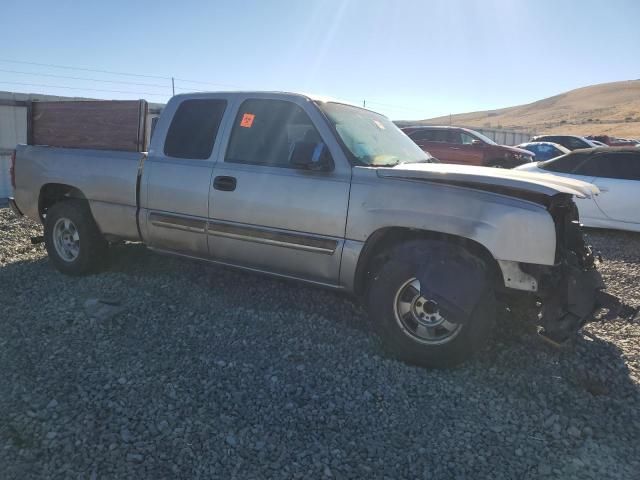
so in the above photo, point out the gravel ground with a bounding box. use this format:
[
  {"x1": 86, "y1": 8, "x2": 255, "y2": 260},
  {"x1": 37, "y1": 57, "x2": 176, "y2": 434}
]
[{"x1": 1, "y1": 207, "x2": 639, "y2": 479}]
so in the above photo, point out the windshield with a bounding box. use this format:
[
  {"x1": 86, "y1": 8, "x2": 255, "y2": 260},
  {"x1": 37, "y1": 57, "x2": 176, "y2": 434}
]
[{"x1": 317, "y1": 102, "x2": 433, "y2": 166}]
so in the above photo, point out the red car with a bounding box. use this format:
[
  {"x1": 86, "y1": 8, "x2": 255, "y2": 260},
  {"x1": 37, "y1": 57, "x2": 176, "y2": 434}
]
[
  {"x1": 586, "y1": 135, "x2": 639, "y2": 147},
  {"x1": 402, "y1": 126, "x2": 534, "y2": 168}
]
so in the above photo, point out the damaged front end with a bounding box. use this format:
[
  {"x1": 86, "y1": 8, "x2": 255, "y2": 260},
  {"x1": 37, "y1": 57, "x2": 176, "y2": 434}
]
[{"x1": 519, "y1": 194, "x2": 605, "y2": 343}]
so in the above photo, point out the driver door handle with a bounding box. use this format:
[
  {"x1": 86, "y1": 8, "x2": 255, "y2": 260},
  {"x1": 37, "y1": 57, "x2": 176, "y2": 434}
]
[{"x1": 213, "y1": 176, "x2": 237, "y2": 192}]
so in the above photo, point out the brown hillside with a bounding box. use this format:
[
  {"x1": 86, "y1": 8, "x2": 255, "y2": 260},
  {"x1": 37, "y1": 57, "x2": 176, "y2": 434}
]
[{"x1": 413, "y1": 80, "x2": 640, "y2": 138}]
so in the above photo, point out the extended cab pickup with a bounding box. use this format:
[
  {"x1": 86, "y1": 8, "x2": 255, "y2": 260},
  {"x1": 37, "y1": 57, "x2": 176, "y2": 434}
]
[{"x1": 9, "y1": 92, "x2": 604, "y2": 367}]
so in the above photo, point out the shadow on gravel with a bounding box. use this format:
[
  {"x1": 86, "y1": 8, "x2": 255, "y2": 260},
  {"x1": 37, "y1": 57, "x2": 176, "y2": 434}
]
[
  {"x1": 1, "y1": 240, "x2": 637, "y2": 388},
  {"x1": 2, "y1": 239, "x2": 640, "y2": 478}
]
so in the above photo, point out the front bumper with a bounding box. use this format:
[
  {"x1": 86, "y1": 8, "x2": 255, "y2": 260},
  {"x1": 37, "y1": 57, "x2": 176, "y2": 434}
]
[{"x1": 8, "y1": 197, "x2": 23, "y2": 216}]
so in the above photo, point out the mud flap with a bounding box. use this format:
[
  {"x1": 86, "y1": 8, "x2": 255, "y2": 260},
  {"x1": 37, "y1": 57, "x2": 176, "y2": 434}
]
[
  {"x1": 415, "y1": 247, "x2": 489, "y2": 325},
  {"x1": 567, "y1": 267, "x2": 605, "y2": 320},
  {"x1": 539, "y1": 266, "x2": 605, "y2": 343}
]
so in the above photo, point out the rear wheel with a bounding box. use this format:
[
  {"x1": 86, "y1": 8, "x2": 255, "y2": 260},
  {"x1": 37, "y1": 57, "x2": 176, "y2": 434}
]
[
  {"x1": 366, "y1": 240, "x2": 496, "y2": 368},
  {"x1": 44, "y1": 200, "x2": 108, "y2": 275}
]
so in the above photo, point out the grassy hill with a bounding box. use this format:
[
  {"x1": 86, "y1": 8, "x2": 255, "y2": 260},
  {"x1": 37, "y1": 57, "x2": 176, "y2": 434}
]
[{"x1": 409, "y1": 80, "x2": 640, "y2": 138}]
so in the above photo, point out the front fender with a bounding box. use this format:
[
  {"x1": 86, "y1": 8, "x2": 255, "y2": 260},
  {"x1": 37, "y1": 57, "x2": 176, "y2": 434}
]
[{"x1": 346, "y1": 173, "x2": 557, "y2": 266}]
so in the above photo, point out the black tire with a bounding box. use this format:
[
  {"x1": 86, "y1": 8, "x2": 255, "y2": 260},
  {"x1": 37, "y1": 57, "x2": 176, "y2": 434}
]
[
  {"x1": 366, "y1": 240, "x2": 496, "y2": 368},
  {"x1": 44, "y1": 200, "x2": 108, "y2": 275}
]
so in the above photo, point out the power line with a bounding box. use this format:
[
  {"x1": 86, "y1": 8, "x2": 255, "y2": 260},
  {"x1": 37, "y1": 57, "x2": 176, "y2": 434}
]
[
  {"x1": 0, "y1": 80, "x2": 168, "y2": 97},
  {"x1": 0, "y1": 58, "x2": 170, "y2": 80},
  {"x1": 0, "y1": 58, "x2": 244, "y2": 89},
  {"x1": 0, "y1": 68, "x2": 171, "y2": 89},
  {"x1": 0, "y1": 58, "x2": 428, "y2": 116},
  {"x1": 172, "y1": 77, "x2": 244, "y2": 89}
]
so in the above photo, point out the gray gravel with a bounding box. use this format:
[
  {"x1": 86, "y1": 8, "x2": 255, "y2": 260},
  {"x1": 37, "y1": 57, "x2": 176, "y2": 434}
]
[{"x1": 1, "y1": 207, "x2": 639, "y2": 479}]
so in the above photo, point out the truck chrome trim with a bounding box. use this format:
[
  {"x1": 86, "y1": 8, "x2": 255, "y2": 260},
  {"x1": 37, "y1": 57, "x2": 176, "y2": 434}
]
[
  {"x1": 148, "y1": 247, "x2": 344, "y2": 289},
  {"x1": 149, "y1": 212, "x2": 207, "y2": 233},
  {"x1": 207, "y1": 221, "x2": 338, "y2": 255}
]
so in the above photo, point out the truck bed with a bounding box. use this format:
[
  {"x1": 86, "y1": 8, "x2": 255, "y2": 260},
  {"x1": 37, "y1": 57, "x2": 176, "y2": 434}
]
[{"x1": 13, "y1": 144, "x2": 144, "y2": 241}]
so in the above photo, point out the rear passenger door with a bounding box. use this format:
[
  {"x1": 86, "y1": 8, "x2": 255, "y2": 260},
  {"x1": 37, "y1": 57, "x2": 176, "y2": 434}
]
[
  {"x1": 207, "y1": 95, "x2": 351, "y2": 285},
  {"x1": 408, "y1": 129, "x2": 451, "y2": 162},
  {"x1": 142, "y1": 96, "x2": 229, "y2": 256}
]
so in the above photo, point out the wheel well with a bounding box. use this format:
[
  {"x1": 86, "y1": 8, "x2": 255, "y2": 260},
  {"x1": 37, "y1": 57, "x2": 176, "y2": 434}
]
[
  {"x1": 353, "y1": 227, "x2": 503, "y2": 296},
  {"x1": 38, "y1": 184, "x2": 88, "y2": 220}
]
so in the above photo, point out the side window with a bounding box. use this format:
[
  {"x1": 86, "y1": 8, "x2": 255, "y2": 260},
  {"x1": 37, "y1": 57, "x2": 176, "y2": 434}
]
[
  {"x1": 164, "y1": 99, "x2": 227, "y2": 159},
  {"x1": 540, "y1": 153, "x2": 589, "y2": 173},
  {"x1": 225, "y1": 99, "x2": 322, "y2": 168},
  {"x1": 614, "y1": 153, "x2": 640, "y2": 180},
  {"x1": 537, "y1": 144, "x2": 553, "y2": 154},
  {"x1": 541, "y1": 136, "x2": 561, "y2": 146},
  {"x1": 408, "y1": 129, "x2": 434, "y2": 142},
  {"x1": 577, "y1": 153, "x2": 640, "y2": 180},
  {"x1": 460, "y1": 132, "x2": 475, "y2": 145},
  {"x1": 565, "y1": 137, "x2": 588, "y2": 150},
  {"x1": 434, "y1": 130, "x2": 449, "y2": 142},
  {"x1": 574, "y1": 154, "x2": 610, "y2": 177},
  {"x1": 447, "y1": 130, "x2": 462, "y2": 144}
]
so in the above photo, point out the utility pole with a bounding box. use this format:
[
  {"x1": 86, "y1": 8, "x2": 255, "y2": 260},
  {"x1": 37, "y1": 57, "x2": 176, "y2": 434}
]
[
  {"x1": 449, "y1": 113, "x2": 452, "y2": 126},
  {"x1": 363, "y1": 100, "x2": 366, "y2": 108},
  {"x1": 171, "y1": 77, "x2": 175, "y2": 96}
]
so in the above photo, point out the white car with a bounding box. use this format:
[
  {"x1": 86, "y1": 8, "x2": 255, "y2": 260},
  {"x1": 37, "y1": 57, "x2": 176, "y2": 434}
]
[{"x1": 515, "y1": 147, "x2": 640, "y2": 232}]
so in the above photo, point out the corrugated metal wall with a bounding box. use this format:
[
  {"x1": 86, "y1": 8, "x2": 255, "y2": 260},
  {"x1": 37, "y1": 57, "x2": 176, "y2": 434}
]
[
  {"x1": 0, "y1": 103, "x2": 27, "y2": 199},
  {"x1": 468, "y1": 127, "x2": 532, "y2": 146}
]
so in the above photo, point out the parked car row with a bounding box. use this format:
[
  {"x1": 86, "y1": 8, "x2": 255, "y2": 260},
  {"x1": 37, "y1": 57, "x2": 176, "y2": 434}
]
[
  {"x1": 401, "y1": 126, "x2": 639, "y2": 233},
  {"x1": 401, "y1": 126, "x2": 534, "y2": 167},
  {"x1": 515, "y1": 147, "x2": 640, "y2": 232},
  {"x1": 515, "y1": 142, "x2": 570, "y2": 161},
  {"x1": 530, "y1": 134, "x2": 600, "y2": 151},
  {"x1": 586, "y1": 134, "x2": 640, "y2": 147}
]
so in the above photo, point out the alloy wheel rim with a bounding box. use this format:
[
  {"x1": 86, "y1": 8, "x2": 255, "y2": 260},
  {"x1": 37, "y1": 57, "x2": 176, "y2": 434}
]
[
  {"x1": 393, "y1": 278, "x2": 462, "y2": 345},
  {"x1": 52, "y1": 217, "x2": 80, "y2": 262}
]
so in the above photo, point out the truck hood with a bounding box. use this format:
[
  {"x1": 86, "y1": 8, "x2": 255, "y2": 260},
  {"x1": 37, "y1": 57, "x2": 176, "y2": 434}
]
[{"x1": 377, "y1": 163, "x2": 599, "y2": 199}]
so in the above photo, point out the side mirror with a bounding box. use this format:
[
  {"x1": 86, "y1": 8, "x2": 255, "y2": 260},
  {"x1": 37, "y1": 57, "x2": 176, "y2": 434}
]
[
  {"x1": 289, "y1": 141, "x2": 332, "y2": 171},
  {"x1": 471, "y1": 139, "x2": 483, "y2": 146}
]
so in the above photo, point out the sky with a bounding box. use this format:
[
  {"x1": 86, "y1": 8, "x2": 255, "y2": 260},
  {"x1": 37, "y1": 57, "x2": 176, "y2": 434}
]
[{"x1": 1, "y1": 0, "x2": 639, "y2": 120}]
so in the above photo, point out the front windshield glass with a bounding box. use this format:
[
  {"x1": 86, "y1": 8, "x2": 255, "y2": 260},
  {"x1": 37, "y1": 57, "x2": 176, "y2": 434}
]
[{"x1": 317, "y1": 102, "x2": 433, "y2": 166}]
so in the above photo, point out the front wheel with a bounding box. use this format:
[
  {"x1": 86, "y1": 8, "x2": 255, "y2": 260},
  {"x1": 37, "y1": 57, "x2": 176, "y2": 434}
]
[
  {"x1": 44, "y1": 200, "x2": 108, "y2": 275},
  {"x1": 366, "y1": 240, "x2": 496, "y2": 368}
]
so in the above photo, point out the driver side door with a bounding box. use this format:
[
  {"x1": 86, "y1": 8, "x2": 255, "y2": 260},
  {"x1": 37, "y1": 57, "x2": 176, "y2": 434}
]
[{"x1": 207, "y1": 95, "x2": 351, "y2": 285}]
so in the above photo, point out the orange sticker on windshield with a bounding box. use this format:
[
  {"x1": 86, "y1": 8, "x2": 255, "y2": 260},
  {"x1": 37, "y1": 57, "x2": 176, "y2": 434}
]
[{"x1": 240, "y1": 113, "x2": 255, "y2": 128}]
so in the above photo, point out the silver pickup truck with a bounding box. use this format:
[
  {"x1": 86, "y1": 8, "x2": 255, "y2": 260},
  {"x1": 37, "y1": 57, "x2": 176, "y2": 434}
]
[{"x1": 9, "y1": 91, "x2": 604, "y2": 367}]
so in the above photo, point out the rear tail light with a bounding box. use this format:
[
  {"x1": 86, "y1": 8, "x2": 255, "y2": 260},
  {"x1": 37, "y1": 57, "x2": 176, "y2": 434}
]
[{"x1": 10, "y1": 150, "x2": 16, "y2": 189}]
